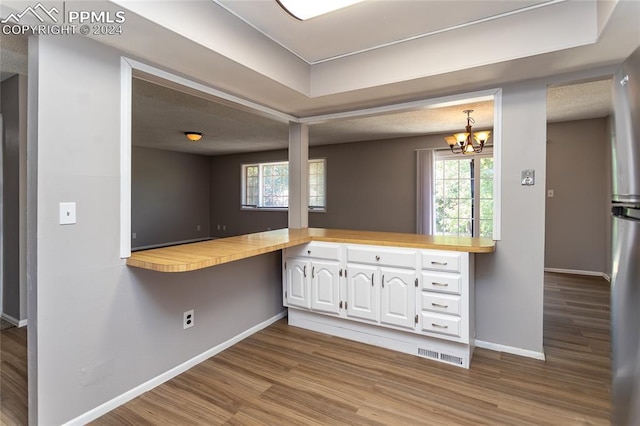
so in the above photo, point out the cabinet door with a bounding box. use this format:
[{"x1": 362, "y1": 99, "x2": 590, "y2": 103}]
[
  {"x1": 380, "y1": 267, "x2": 416, "y2": 329},
  {"x1": 310, "y1": 260, "x2": 341, "y2": 315},
  {"x1": 346, "y1": 264, "x2": 379, "y2": 322},
  {"x1": 286, "y1": 258, "x2": 310, "y2": 309}
]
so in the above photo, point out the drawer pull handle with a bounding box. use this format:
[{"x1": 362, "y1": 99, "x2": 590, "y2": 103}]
[
  {"x1": 432, "y1": 282, "x2": 449, "y2": 287},
  {"x1": 431, "y1": 261, "x2": 448, "y2": 266},
  {"x1": 431, "y1": 323, "x2": 449, "y2": 329},
  {"x1": 375, "y1": 255, "x2": 380, "y2": 261},
  {"x1": 431, "y1": 302, "x2": 449, "y2": 308}
]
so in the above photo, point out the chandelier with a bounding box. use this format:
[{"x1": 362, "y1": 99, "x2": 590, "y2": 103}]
[{"x1": 444, "y1": 110, "x2": 490, "y2": 155}]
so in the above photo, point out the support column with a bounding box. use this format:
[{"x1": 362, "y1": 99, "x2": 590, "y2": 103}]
[{"x1": 288, "y1": 122, "x2": 308, "y2": 229}]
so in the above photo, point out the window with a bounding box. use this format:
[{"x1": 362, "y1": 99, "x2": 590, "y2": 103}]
[
  {"x1": 433, "y1": 151, "x2": 493, "y2": 238},
  {"x1": 241, "y1": 159, "x2": 326, "y2": 211}
]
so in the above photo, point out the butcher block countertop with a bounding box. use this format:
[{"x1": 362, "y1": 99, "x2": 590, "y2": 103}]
[{"x1": 126, "y1": 228, "x2": 496, "y2": 273}]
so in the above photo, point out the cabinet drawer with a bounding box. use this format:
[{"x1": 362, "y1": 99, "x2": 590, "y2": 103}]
[
  {"x1": 420, "y1": 272, "x2": 461, "y2": 295},
  {"x1": 421, "y1": 312, "x2": 461, "y2": 337},
  {"x1": 347, "y1": 246, "x2": 416, "y2": 268},
  {"x1": 286, "y1": 242, "x2": 340, "y2": 260},
  {"x1": 421, "y1": 251, "x2": 461, "y2": 273},
  {"x1": 421, "y1": 293, "x2": 461, "y2": 316}
]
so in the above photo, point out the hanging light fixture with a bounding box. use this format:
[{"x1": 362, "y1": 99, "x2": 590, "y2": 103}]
[
  {"x1": 184, "y1": 132, "x2": 203, "y2": 142},
  {"x1": 444, "y1": 110, "x2": 490, "y2": 155}
]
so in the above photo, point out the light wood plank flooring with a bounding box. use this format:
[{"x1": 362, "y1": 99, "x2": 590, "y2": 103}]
[{"x1": 92, "y1": 272, "x2": 611, "y2": 425}]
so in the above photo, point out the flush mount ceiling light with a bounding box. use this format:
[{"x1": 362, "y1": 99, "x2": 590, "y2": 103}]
[
  {"x1": 276, "y1": 0, "x2": 365, "y2": 20},
  {"x1": 184, "y1": 132, "x2": 203, "y2": 142},
  {"x1": 444, "y1": 110, "x2": 490, "y2": 155}
]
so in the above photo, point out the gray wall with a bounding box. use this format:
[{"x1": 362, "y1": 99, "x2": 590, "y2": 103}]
[
  {"x1": 475, "y1": 81, "x2": 547, "y2": 353},
  {"x1": 132, "y1": 146, "x2": 210, "y2": 248},
  {"x1": 309, "y1": 136, "x2": 442, "y2": 232},
  {"x1": 1, "y1": 73, "x2": 27, "y2": 323},
  {"x1": 29, "y1": 35, "x2": 283, "y2": 425},
  {"x1": 210, "y1": 149, "x2": 288, "y2": 237},
  {"x1": 545, "y1": 118, "x2": 610, "y2": 274},
  {"x1": 209, "y1": 135, "x2": 445, "y2": 236}
]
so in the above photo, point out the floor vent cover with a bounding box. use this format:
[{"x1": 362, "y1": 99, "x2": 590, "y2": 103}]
[
  {"x1": 440, "y1": 353, "x2": 464, "y2": 366},
  {"x1": 417, "y1": 348, "x2": 439, "y2": 360},
  {"x1": 418, "y1": 347, "x2": 464, "y2": 366}
]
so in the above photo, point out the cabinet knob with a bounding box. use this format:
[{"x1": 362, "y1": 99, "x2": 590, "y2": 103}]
[
  {"x1": 375, "y1": 255, "x2": 380, "y2": 261},
  {"x1": 308, "y1": 250, "x2": 311, "y2": 255}
]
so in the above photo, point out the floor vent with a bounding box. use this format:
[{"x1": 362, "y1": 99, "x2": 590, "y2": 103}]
[
  {"x1": 418, "y1": 347, "x2": 464, "y2": 366},
  {"x1": 440, "y1": 353, "x2": 464, "y2": 366},
  {"x1": 417, "y1": 348, "x2": 439, "y2": 360}
]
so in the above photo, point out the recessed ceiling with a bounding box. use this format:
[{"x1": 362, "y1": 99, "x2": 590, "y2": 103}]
[{"x1": 215, "y1": 0, "x2": 552, "y2": 63}]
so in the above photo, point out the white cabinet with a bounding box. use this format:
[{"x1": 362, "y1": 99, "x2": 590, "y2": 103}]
[
  {"x1": 284, "y1": 243, "x2": 341, "y2": 315},
  {"x1": 417, "y1": 250, "x2": 471, "y2": 343},
  {"x1": 310, "y1": 260, "x2": 341, "y2": 315},
  {"x1": 380, "y1": 267, "x2": 416, "y2": 330},
  {"x1": 346, "y1": 264, "x2": 379, "y2": 322},
  {"x1": 346, "y1": 246, "x2": 416, "y2": 329},
  {"x1": 285, "y1": 258, "x2": 310, "y2": 309},
  {"x1": 284, "y1": 242, "x2": 475, "y2": 368}
]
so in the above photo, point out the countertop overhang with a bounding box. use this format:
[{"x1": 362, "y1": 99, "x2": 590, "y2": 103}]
[{"x1": 126, "y1": 228, "x2": 496, "y2": 273}]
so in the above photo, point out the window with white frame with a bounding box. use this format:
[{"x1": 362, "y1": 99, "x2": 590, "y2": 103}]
[
  {"x1": 433, "y1": 150, "x2": 493, "y2": 238},
  {"x1": 241, "y1": 159, "x2": 326, "y2": 211}
]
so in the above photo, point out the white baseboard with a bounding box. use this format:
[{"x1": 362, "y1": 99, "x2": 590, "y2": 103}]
[
  {"x1": 544, "y1": 267, "x2": 608, "y2": 280},
  {"x1": 1, "y1": 313, "x2": 27, "y2": 328},
  {"x1": 64, "y1": 310, "x2": 288, "y2": 426},
  {"x1": 474, "y1": 339, "x2": 546, "y2": 361}
]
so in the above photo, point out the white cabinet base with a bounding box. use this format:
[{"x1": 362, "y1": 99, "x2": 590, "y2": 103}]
[{"x1": 288, "y1": 309, "x2": 474, "y2": 369}]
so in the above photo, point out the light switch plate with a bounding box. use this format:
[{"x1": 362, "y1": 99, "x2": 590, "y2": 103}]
[
  {"x1": 521, "y1": 169, "x2": 535, "y2": 186},
  {"x1": 59, "y1": 202, "x2": 77, "y2": 225}
]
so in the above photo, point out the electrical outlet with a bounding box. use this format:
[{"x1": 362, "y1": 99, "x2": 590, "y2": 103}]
[
  {"x1": 132, "y1": 232, "x2": 137, "y2": 239},
  {"x1": 222, "y1": 225, "x2": 227, "y2": 231},
  {"x1": 196, "y1": 225, "x2": 201, "y2": 231},
  {"x1": 547, "y1": 189, "x2": 554, "y2": 198},
  {"x1": 183, "y1": 310, "x2": 194, "y2": 329},
  {"x1": 217, "y1": 224, "x2": 221, "y2": 230}
]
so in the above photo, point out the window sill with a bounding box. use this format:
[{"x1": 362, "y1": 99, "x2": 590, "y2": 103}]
[{"x1": 240, "y1": 207, "x2": 326, "y2": 213}]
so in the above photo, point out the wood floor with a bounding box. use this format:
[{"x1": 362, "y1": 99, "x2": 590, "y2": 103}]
[
  {"x1": 0, "y1": 325, "x2": 28, "y2": 426},
  {"x1": 0, "y1": 272, "x2": 611, "y2": 425}
]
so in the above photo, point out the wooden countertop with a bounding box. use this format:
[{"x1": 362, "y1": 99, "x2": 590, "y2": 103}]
[{"x1": 126, "y1": 228, "x2": 496, "y2": 273}]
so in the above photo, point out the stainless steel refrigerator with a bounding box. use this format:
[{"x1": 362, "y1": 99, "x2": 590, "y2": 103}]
[{"x1": 611, "y1": 45, "x2": 640, "y2": 426}]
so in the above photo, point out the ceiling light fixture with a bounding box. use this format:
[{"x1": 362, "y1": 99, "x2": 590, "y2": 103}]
[
  {"x1": 184, "y1": 132, "x2": 203, "y2": 142},
  {"x1": 276, "y1": 0, "x2": 365, "y2": 20},
  {"x1": 444, "y1": 110, "x2": 490, "y2": 155}
]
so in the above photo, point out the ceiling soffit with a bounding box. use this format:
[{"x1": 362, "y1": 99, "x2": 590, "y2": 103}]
[{"x1": 111, "y1": 0, "x2": 603, "y2": 99}]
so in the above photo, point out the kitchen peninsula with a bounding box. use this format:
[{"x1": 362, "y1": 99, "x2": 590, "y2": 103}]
[{"x1": 128, "y1": 228, "x2": 495, "y2": 368}]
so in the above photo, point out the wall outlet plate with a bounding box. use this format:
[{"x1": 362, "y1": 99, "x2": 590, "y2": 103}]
[
  {"x1": 183, "y1": 310, "x2": 194, "y2": 329},
  {"x1": 521, "y1": 169, "x2": 535, "y2": 186}
]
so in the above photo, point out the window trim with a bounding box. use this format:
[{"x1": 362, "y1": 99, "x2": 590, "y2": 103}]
[{"x1": 240, "y1": 158, "x2": 326, "y2": 212}]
